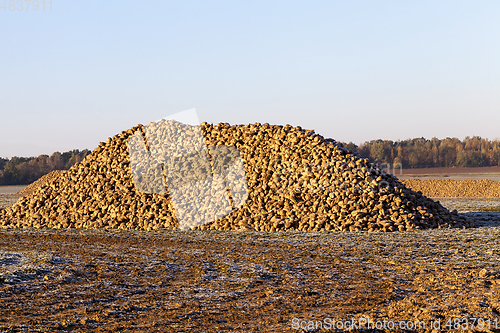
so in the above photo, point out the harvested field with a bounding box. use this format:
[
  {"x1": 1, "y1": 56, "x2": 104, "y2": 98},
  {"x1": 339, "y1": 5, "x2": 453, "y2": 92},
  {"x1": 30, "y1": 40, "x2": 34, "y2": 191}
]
[
  {"x1": 1, "y1": 225, "x2": 499, "y2": 332},
  {"x1": 1, "y1": 122, "x2": 499, "y2": 332},
  {"x1": 0, "y1": 186, "x2": 26, "y2": 195},
  {"x1": 0, "y1": 194, "x2": 19, "y2": 211},
  {"x1": 1, "y1": 188, "x2": 500, "y2": 332},
  {"x1": 401, "y1": 166, "x2": 500, "y2": 175},
  {"x1": 437, "y1": 197, "x2": 500, "y2": 213},
  {"x1": 395, "y1": 166, "x2": 500, "y2": 181},
  {"x1": 402, "y1": 179, "x2": 500, "y2": 198},
  {"x1": 400, "y1": 174, "x2": 500, "y2": 181},
  {"x1": 0, "y1": 186, "x2": 24, "y2": 210}
]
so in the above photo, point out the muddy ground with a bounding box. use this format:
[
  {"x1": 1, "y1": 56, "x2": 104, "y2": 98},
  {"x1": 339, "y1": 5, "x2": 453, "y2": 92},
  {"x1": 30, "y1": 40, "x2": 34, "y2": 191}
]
[
  {"x1": 1, "y1": 187, "x2": 500, "y2": 332},
  {"x1": 0, "y1": 225, "x2": 499, "y2": 332}
]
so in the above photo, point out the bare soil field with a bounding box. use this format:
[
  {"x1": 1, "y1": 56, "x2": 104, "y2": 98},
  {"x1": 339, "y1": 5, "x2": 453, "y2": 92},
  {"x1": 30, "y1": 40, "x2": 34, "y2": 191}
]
[
  {"x1": 438, "y1": 197, "x2": 500, "y2": 213},
  {"x1": 1, "y1": 161, "x2": 500, "y2": 331},
  {"x1": 0, "y1": 187, "x2": 24, "y2": 211},
  {"x1": 0, "y1": 186, "x2": 26, "y2": 195},
  {"x1": 1, "y1": 187, "x2": 500, "y2": 332},
  {"x1": 401, "y1": 166, "x2": 500, "y2": 175},
  {"x1": 398, "y1": 166, "x2": 500, "y2": 181},
  {"x1": 1, "y1": 225, "x2": 499, "y2": 332}
]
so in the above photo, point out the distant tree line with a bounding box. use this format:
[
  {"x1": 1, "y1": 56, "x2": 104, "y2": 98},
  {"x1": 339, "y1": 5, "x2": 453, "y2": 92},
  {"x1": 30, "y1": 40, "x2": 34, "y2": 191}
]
[
  {"x1": 344, "y1": 136, "x2": 500, "y2": 169},
  {"x1": 2, "y1": 136, "x2": 499, "y2": 185},
  {"x1": 0, "y1": 149, "x2": 91, "y2": 185}
]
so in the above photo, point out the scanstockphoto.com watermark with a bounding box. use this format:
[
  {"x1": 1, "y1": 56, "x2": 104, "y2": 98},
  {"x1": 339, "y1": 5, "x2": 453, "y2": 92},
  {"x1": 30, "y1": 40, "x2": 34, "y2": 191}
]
[
  {"x1": 291, "y1": 317, "x2": 499, "y2": 331},
  {"x1": 292, "y1": 317, "x2": 430, "y2": 331},
  {"x1": 1, "y1": 0, "x2": 52, "y2": 11}
]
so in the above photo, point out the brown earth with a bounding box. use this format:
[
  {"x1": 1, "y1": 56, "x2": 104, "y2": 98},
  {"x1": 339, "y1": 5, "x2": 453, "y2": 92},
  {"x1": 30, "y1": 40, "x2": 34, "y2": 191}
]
[
  {"x1": 401, "y1": 166, "x2": 500, "y2": 175},
  {"x1": 1, "y1": 227, "x2": 499, "y2": 332}
]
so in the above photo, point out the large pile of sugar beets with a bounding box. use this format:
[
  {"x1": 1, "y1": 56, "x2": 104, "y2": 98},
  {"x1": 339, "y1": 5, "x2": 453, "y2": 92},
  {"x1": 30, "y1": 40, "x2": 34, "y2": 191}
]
[{"x1": 0, "y1": 121, "x2": 471, "y2": 232}]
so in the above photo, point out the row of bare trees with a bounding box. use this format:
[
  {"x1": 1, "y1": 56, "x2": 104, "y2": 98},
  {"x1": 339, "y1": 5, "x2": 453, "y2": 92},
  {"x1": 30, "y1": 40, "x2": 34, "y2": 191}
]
[
  {"x1": 345, "y1": 136, "x2": 500, "y2": 169},
  {"x1": 0, "y1": 150, "x2": 91, "y2": 185}
]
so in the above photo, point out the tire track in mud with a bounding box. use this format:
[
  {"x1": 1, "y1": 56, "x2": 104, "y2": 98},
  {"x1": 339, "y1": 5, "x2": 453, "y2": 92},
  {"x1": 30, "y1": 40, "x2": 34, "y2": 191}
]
[{"x1": 0, "y1": 230, "x2": 397, "y2": 332}]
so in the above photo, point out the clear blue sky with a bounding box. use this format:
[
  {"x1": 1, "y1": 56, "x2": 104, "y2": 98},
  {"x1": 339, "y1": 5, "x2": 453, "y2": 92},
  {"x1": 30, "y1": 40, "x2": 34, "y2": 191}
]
[{"x1": 1, "y1": 1, "x2": 499, "y2": 158}]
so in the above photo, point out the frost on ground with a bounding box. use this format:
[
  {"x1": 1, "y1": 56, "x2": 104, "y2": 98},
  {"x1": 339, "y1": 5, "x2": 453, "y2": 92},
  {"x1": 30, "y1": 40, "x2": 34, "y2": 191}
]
[
  {"x1": 435, "y1": 197, "x2": 500, "y2": 213},
  {"x1": 0, "y1": 227, "x2": 499, "y2": 332},
  {"x1": 0, "y1": 196, "x2": 499, "y2": 331},
  {"x1": 0, "y1": 251, "x2": 68, "y2": 284},
  {"x1": 0, "y1": 193, "x2": 20, "y2": 210}
]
